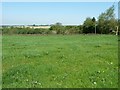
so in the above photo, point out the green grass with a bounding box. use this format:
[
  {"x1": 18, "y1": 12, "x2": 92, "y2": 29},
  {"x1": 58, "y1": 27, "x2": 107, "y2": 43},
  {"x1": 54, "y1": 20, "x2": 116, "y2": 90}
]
[
  {"x1": 0, "y1": 35, "x2": 2, "y2": 89},
  {"x1": 2, "y1": 34, "x2": 118, "y2": 88}
]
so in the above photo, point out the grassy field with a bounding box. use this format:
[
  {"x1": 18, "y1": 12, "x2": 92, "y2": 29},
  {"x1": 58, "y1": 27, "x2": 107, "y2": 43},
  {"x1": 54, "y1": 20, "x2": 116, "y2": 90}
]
[{"x1": 2, "y1": 34, "x2": 118, "y2": 88}]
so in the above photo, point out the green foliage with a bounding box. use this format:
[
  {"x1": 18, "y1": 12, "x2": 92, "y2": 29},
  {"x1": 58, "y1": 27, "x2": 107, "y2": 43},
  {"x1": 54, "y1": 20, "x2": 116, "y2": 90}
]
[
  {"x1": 98, "y1": 5, "x2": 118, "y2": 34},
  {"x1": 82, "y1": 5, "x2": 118, "y2": 34},
  {"x1": 92, "y1": 17, "x2": 96, "y2": 22},
  {"x1": 2, "y1": 35, "x2": 118, "y2": 88},
  {"x1": 64, "y1": 26, "x2": 81, "y2": 34},
  {"x1": 2, "y1": 27, "x2": 50, "y2": 35},
  {"x1": 49, "y1": 23, "x2": 82, "y2": 35},
  {"x1": 49, "y1": 22, "x2": 65, "y2": 34},
  {"x1": 83, "y1": 17, "x2": 95, "y2": 34}
]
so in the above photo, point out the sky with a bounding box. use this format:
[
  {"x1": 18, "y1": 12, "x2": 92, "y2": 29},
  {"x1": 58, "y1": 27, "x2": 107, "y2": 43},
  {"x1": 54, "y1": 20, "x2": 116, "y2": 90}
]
[
  {"x1": 1, "y1": 0, "x2": 119, "y2": 2},
  {"x1": 2, "y1": 2, "x2": 118, "y2": 25}
]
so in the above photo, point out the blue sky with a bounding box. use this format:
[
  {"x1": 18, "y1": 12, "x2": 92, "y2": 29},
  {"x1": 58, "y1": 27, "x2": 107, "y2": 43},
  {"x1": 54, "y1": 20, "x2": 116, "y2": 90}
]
[{"x1": 2, "y1": 2, "x2": 118, "y2": 25}]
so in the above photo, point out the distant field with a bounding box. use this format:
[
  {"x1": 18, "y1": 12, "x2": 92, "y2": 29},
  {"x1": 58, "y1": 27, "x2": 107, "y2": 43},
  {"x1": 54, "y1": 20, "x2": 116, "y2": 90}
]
[
  {"x1": 27, "y1": 26, "x2": 50, "y2": 29},
  {"x1": 2, "y1": 35, "x2": 118, "y2": 88}
]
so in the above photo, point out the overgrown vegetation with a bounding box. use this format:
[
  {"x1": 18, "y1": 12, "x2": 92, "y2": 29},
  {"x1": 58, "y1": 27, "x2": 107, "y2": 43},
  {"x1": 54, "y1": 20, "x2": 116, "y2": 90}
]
[{"x1": 2, "y1": 27, "x2": 50, "y2": 34}]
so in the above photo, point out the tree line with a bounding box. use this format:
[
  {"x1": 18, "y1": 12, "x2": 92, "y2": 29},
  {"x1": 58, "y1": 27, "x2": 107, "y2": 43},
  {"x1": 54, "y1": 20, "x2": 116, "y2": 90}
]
[{"x1": 2, "y1": 5, "x2": 119, "y2": 35}]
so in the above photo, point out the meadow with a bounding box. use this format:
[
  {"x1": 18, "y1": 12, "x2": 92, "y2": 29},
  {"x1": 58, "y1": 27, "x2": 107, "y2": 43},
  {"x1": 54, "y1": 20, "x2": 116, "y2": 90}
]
[{"x1": 2, "y1": 34, "x2": 118, "y2": 88}]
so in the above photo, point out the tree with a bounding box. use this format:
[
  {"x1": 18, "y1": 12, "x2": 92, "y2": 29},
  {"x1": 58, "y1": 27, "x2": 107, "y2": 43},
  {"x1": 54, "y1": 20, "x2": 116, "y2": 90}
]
[
  {"x1": 92, "y1": 17, "x2": 97, "y2": 34},
  {"x1": 33, "y1": 24, "x2": 36, "y2": 26},
  {"x1": 98, "y1": 5, "x2": 117, "y2": 34},
  {"x1": 49, "y1": 22, "x2": 64, "y2": 34},
  {"x1": 64, "y1": 25, "x2": 80, "y2": 34},
  {"x1": 83, "y1": 17, "x2": 95, "y2": 34},
  {"x1": 92, "y1": 17, "x2": 96, "y2": 22},
  {"x1": 55, "y1": 22, "x2": 62, "y2": 26}
]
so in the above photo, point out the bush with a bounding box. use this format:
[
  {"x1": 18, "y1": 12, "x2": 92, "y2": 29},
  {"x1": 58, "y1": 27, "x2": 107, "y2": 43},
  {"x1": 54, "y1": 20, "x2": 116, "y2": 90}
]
[{"x1": 2, "y1": 27, "x2": 50, "y2": 35}]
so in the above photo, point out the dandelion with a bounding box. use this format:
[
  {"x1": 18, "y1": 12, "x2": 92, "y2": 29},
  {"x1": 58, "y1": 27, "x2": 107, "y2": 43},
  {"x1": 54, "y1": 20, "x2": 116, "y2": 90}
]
[
  {"x1": 26, "y1": 79, "x2": 29, "y2": 82},
  {"x1": 34, "y1": 81, "x2": 38, "y2": 84},
  {"x1": 93, "y1": 82, "x2": 97, "y2": 85},
  {"x1": 38, "y1": 82, "x2": 42, "y2": 85},
  {"x1": 110, "y1": 62, "x2": 113, "y2": 64}
]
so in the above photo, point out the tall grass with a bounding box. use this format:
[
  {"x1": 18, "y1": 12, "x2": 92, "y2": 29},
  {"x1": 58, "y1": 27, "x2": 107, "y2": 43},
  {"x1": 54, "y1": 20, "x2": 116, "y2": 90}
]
[{"x1": 2, "y1": 35, "x2": 118, "y2": 88}]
